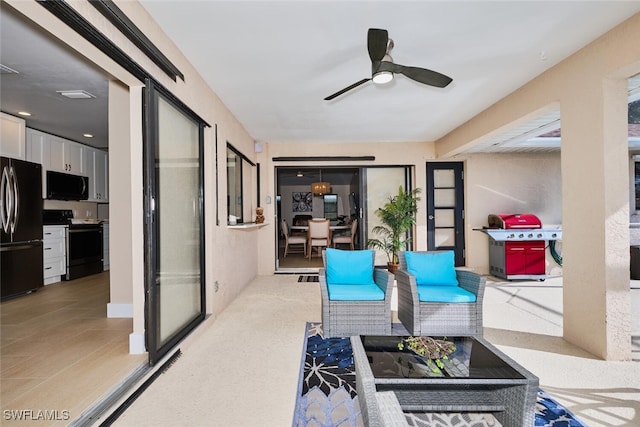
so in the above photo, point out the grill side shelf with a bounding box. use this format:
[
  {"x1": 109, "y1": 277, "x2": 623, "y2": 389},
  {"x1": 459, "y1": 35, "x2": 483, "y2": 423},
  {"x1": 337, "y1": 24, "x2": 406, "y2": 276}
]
[{"x1": 473, "y1": 228, "x2": 562, "y2": 241}]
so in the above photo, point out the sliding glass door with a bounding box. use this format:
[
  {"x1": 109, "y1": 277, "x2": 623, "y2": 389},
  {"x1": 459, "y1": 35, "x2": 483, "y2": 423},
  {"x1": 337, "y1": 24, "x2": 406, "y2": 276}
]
[
  {"x1": 144, "y1": 80, "x2": 205, "y2": 364},
  {"x1": 363, "y1": 167, "x2": 410, "y2": 266}
]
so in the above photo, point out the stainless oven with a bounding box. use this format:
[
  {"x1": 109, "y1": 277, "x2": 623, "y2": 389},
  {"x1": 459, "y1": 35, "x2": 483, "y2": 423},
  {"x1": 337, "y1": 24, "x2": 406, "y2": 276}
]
[{"x1": 65, "y1": 224, "x2": 103, "y2": 280}]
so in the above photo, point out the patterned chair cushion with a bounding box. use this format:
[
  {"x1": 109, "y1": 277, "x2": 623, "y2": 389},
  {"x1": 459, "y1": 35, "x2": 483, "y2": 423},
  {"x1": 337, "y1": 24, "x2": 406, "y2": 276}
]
[{"x1": 405, "y1": 251, "x2": 459, "y2": 286}]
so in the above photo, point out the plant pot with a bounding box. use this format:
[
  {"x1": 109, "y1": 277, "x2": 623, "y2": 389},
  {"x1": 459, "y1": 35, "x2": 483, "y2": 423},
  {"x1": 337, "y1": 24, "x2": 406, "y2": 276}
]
[{"x1": 387, "y1": 262, "x2": 400, "y2": 275}]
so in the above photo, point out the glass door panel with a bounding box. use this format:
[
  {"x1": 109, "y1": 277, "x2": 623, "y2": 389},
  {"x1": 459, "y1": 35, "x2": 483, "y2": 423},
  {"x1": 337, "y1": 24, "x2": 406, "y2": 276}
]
[
  {"x1": 145, "y1": 81, "x2": 205, "y2": 364},
  {"x1": 426, "y1": 162, "x2": 465, "y2": 266},
  {"x1": 157, "y1": 96, "x2": 202, "y2": 343},
  {"x1": 364, "y1": 167, "x2": 408, "y2": 266}
]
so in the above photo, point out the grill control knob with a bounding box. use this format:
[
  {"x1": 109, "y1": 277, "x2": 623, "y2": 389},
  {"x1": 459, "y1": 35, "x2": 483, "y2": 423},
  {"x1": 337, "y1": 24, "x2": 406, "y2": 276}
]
[
  {"x1": 537, "y1": 233, "x2": 543, "y2": 238},
  {"x1": 528, "y1": 233, "x2": 533, "y2": 238},
  {"x1": 551, "y1": 233, "x2": 557, "y2": 238},
  {"x1": 518, "y1": 234, "x2": 524, "y2": 239}
]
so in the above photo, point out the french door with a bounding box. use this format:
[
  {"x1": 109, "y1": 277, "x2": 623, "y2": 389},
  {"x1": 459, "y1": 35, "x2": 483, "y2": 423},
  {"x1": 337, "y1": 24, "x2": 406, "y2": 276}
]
[
  {"x1": 426, "y1": 162, "x2": 465, "y2": 266},
  {"x1": 144, "y1": 80, "x2": 206, "y2": 364}
]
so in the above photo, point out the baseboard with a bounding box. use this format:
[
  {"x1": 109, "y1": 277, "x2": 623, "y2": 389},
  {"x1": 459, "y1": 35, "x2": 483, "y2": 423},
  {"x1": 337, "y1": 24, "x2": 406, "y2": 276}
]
[
  {"x1": 129, "y1": 332, "x2": 146, "y2": 354},
  {"x1": 107, "y1": 302, "x2": 133, "y2": 318}
]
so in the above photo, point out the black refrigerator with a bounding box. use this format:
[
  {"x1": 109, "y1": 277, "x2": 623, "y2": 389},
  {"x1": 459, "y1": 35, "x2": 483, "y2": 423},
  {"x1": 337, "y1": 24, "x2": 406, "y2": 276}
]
[{"x1": 1, "y1": 157, "x2": 44, "y2": 300}]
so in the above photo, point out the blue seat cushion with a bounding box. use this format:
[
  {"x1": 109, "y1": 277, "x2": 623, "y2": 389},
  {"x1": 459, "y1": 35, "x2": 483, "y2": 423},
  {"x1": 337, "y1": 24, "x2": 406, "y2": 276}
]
[
  {"x1": 326, "y1": 248, "x2": 376, "y2": 286},
  {"x1": 405, "y1": 251, "x2": 459, "y2": 286},
  {"x1": 417, "y1": 285, "x2": 476, "y2": 303},
  {"x1": 327, "y1": 283, "x2": 385, "y2": 301}
]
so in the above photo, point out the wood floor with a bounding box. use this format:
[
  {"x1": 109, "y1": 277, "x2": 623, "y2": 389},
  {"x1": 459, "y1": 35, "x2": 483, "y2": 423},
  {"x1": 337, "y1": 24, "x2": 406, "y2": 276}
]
[
  {"x1": 0, "y1": 272, "x2": 147, "y2": 426},
  {"x1": 277, "y1": 238, "x2": 362, "y2": 270}
]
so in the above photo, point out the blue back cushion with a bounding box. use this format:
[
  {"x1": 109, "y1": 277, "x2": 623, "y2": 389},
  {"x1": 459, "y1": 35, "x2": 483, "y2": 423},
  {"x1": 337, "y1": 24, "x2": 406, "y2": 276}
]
[
  {"x1": 326, "y1": 248, "x2": 375, "y2": 285},
  {"x1": 405, "y1": 251, "x2": 458, "y2": 286}
]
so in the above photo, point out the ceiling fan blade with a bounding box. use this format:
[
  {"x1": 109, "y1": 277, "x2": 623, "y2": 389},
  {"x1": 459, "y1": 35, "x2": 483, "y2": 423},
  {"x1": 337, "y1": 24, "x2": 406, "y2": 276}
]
[
  {"x1": 324, "y1": 78, "x2": 371, "y2": 101},
  {"x1": 388, "y1": 62, "x2": 453, "y2": 88},
  {"x1": 367, "y1": 28, "x2": 388, "y2": 63}
]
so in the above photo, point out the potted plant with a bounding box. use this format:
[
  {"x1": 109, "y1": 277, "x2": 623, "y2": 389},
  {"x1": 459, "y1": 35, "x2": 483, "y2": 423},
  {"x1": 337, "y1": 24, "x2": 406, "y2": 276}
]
[
  {"x1": 367, "y1": 186, "x2": 421, "y2": 273},
  {"x1": 397, "y1": 336, "x2": 457, "y2": 375}
]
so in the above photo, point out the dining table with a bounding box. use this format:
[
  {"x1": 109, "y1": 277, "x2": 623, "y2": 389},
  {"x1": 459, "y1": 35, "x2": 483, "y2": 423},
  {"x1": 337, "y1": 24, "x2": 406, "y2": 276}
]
[{"x1": 290, "y1": 224, "x2": 350, "y2": 233}]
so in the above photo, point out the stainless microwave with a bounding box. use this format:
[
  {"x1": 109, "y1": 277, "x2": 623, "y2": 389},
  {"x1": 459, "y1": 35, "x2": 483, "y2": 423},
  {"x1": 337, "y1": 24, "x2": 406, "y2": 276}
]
[{"x1": 46, "y1": 170, "x2": 89, "y2": 201}]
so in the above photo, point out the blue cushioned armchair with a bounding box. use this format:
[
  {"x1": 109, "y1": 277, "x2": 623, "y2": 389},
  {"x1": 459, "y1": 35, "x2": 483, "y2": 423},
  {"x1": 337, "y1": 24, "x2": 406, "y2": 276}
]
[
  {"x1": 396, "y1": 251, "x2": 486, "y2": 336},
  {"x1": 319, "y1": 248, "x2": 394, "y2": 337}
]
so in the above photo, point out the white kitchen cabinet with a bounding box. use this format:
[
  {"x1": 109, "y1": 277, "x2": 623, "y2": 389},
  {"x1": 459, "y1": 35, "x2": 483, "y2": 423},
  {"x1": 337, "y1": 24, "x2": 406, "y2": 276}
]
[
  {"x1": 26, "y1": 128, "x2": 49, "y2": 197},
  {"x1": 43, "y1": 225, "x2": 67, "y2": 285},
  {"x1": 84, "y1": 148, "x2": 109, "y2": 202},
  {"x1": 49, "y1": 135, "x2": 85, "y2": 175},
  {"x1": 94, "y1": 149, "x2": 108, "y2": 202},
  {"x1": 27, "y1": 128, "x2": 110, "y2": 200},
  {"x1": 102, "y1": 223, "x2": 109, "y2": 271},
  {"x1": 26, "y1": 128, "x2": 48, "y2": 164},
  {"x1": 0, "y1": 112, "x2": 26, "y2": 160}
]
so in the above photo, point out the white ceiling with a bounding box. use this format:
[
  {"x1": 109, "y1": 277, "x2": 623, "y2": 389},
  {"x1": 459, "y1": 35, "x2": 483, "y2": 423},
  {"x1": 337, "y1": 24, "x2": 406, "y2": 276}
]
[
  {"x1": 1, "y1": 2, "x2": 640, "y2": 152},
  {"x1": 0, "y1": 4, "x2": 109, "y2": 148},
  {"x1": 140, "y1": 0, "x2": 640, "y2": 146}
]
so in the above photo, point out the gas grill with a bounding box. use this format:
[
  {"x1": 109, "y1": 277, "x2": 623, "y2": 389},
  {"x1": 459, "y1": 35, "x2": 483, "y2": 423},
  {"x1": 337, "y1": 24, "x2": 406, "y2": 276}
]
[{"x1": 477, "y1": 213, "x2": 562, "y2": 281}]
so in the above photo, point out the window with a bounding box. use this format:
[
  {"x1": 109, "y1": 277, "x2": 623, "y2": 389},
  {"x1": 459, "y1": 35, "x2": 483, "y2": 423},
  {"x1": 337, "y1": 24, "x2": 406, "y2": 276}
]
[{"x1": 226, "y1": 143, "x2": 255, "y2": 224}]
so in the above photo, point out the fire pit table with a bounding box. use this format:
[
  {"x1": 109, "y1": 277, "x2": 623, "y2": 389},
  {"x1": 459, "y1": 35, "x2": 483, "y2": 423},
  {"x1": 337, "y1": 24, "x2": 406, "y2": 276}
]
[{"x1": 351, "y1": 335, "x2": 539, "y2": 427}]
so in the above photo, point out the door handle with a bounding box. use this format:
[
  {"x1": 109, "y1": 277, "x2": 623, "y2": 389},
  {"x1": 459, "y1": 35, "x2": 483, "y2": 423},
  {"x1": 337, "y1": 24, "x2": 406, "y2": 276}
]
[
  {"x1": 428, "y1": 215, "x2": 435, "y2": 220},
  {"x1": 0, "y1": 166, "x2": 9, "y2": 233},
  {"x1": 10, "y1": 166, "x2": 19, "y2": 234}
]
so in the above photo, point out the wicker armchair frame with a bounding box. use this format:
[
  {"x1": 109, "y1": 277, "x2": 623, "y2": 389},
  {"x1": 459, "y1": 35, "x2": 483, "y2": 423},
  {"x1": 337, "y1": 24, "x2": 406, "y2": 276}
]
[
  {"x1": 319, "y1": 250, "x2": 394, "y2": 338},
  {"x1": 396, "y1": 251, "x2": 486, "y2": 337}
]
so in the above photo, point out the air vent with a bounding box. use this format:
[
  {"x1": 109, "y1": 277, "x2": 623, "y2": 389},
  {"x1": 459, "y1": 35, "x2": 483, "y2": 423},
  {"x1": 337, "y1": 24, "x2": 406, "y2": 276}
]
[
  {"x1": 0, "y1": 64, "x2": 19, "y2": 74},
  {"x1": 56, "y1": 90, "x2": 96, "y2": 99}
]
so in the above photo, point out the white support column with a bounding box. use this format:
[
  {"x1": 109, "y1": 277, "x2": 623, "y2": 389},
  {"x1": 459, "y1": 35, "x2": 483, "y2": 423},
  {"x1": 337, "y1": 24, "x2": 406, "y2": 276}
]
[{"x1": 560, "y1": 76, "x2": 631, "y2": 360}]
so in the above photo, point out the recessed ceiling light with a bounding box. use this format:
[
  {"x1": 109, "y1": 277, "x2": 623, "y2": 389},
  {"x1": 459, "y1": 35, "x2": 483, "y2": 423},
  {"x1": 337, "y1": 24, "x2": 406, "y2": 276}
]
[
  {"x1": 17, "y1": 111, "x2": 31, "y2": 116},
  {"x1": 56, "y1": 90, "x2": 96, "y2": 99},
  {"x1": 83, "y1": 134, "x2": 94, "y2": 138}
]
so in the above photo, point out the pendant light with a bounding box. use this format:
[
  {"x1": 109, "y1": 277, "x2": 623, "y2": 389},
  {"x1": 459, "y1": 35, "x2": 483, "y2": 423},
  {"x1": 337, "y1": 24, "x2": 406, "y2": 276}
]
[{"x1": 311, "y1": 169, "x2": 330, "y2": 196}]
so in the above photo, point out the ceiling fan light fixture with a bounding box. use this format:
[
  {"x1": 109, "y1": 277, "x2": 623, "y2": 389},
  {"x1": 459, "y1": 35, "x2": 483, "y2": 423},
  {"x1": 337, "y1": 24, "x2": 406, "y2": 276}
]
[{"x1": 372, "y1": 70, "x2": 393, "y2": 85}]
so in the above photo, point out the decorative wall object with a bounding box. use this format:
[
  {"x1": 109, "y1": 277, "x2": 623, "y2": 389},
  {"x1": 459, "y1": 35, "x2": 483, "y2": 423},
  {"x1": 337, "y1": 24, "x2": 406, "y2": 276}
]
[{"x1": 292, "y1": 192, "x2": 313, "y2": 212}]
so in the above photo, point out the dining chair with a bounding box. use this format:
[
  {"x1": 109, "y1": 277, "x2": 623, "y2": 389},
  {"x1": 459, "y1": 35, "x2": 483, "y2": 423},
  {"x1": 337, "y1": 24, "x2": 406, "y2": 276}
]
[
  {"x1": 281, "y1": 219, "x2": 307, "y2": 257},
  {"x1": 333, "y1": 218, "x2": 358, "y2": 249},
  {"x1": 307, "y1": 218, "x2": 330, "y2": 260}
]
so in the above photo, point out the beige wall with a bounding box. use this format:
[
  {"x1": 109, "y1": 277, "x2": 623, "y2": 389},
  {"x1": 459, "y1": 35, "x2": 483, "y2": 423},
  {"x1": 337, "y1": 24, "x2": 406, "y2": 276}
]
[
  {"x1": 464, "y1": 152, "x2": 563, "y2": 276},
  {"x1": 257, "y1": 141, "x2": 436, "y2": 273}
]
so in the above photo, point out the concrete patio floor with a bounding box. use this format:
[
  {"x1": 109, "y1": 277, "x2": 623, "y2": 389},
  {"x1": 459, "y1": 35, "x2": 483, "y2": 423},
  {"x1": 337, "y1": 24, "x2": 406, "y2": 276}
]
[{"x1": 110, "y1": 275, "x2": 640, "y2": 427}]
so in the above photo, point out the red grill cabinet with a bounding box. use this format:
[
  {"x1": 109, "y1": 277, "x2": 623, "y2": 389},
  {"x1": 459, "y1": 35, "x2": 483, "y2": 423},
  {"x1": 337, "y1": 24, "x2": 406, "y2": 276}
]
[{"x1": 486, "y1": 214, "x2": 549, "y2": 281}]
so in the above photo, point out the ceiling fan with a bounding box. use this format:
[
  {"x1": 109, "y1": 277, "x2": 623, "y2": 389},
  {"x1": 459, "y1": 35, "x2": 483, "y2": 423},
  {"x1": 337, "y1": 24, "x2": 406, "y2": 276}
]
[{"x1": 324, "y1": 28, "x2": 453, "y2": 101}]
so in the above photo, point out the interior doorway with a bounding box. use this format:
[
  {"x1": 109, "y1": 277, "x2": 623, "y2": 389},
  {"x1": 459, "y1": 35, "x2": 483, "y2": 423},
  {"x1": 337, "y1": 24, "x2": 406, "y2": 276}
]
[
  {"x1": 274, "y1": 165, "x2": 413, "y2": 271},
  {"x1": 275, "y1": 167, "x2": 361, "y2": 270}
]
